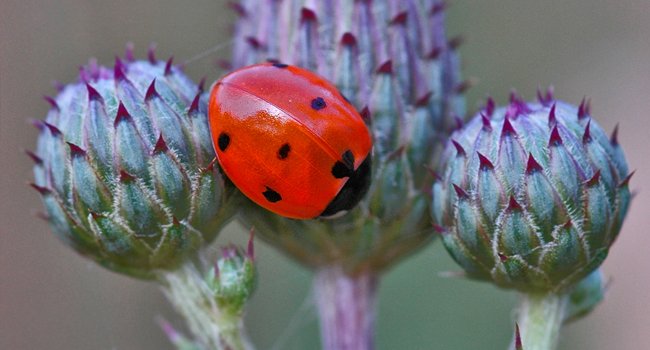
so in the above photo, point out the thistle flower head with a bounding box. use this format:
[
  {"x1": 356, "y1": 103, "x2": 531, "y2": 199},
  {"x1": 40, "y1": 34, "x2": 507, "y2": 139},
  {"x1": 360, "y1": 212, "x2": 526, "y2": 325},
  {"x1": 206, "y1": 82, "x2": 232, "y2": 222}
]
[
  {"x1": 228, "y1": 0, "x2": 465, "y2": 273},
  {"x1": 432, "y1": 93, "x2": 631, "y2": 293},
  {"x1": 30, "y1": 48, "x2": 238, "y2": 279}
]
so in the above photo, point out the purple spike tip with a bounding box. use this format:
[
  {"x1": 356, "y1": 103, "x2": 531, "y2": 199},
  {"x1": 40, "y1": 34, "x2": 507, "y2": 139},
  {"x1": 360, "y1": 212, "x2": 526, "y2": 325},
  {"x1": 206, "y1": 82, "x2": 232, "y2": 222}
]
[
  {"x1": 619, "y1": 171, "x2": 635, "y2": 188},
  {"x1": 119, "y1": 170, "x2": 135, "y2": 183},
  {"x1": 164, "y1": 57, "x2": 174, "y2": 76},
  {"x1": 360, "y1": 106, "x2": 372, "y2": 123},
  {"x1": 548, "y1": 103, "x2": 557, "y2": 126},
  {"x1": 377, "y1": 60, "x2": 393, "y2": 74},
  {"x1": 25, "y1": 150, "x2": 43, "y2": 165},
  {"x1": 301, "y1": 7, "x2": 317, "y2": 23},
  {"x1": 245, "y1": 37, "x2": 262, "y2": 49},
  {"x1": 114, "y1": 102, "x2": 131, "y2": 126},
  {"x1": 526, "y1": 154, "x2": 543, "y2": 174},
  {"x1": 485, "y1": 97, "x2": 495, "y2": 117},
  {"x1": 583, "y1": 120, "x2": 592, "y2": 144},
  {"x1": 549, "y1": 125, "x2": 563, "y2": 146},
  {"x1": 501, "y1": 117, "x2": 517, "y2": 137},
  {"x1": 578, "y1": 97, "x2": 589, "y2": 119},
  {"x1": 200, "y1": 157, "x2": 217, "y2": 174},
  {"x1": 30, "y1": 183, "x2": 51, "y2": 195},
  {"x1": 451, "y1": 140, "x2": 466, "y2": 157},
  {"x1": 480, "y1": 113, "x2": 492, "y2": 131},
  {"x1": 390, "y1": 12, "x2": 408, "y2": 25},
  {"x1": 415, "y1": 92, "x2": 433, "y2": 107},
  {"x1": 537, "y1": 86, "x2": 554, "y2": 106},
  {"x1": 586, "y1": 170, "x2": 601, "y2": 187},
  {"x1": 427, "y1": 46, "x2": 443, "y2": 60},
  {"x1": 153, "y1": 134, "x2": 168, "y2": 154},
  {"x1": 43, "y1": 122, "x2": 62, "y2": 136},
  {"x1": 114, "y1": 57, "x2": 127, "y2": 81},
  {"x1": 452, "y1": 184, "x2": 469, "y2": 199},
  {"x1": 86, "y1": 83, "x2": 103, "y2": 102},
  {"x1": 477, "y1": 152, "x2": 494, "y2": 170},
  {"x1": 188, "y1": 93, "x2": 201, "y2": 115},
  {"x1": 198, "y1": 77, "x2": 206, "y2": 93},
  {"x1": 507, "y1": 196, "x2": 522, "y2": 211},
  {"x1": 145, "y1": 79, "x2": 158, "y2": 101},
  {"x1": 341, "y1": 32, "x2": 357, "y2": 46},
  {"x1": 453, "y1": 114, "x2": 464, "y2": 131},
  {"x1": 67, "y1": 142, "x2": 87, "y2": 157},
  {"x1": 147, "y1": 43, "x2": 157, "y2": 64},
  {"x1": 43, "y1": 96, "x2": 60, "y2": 111}
]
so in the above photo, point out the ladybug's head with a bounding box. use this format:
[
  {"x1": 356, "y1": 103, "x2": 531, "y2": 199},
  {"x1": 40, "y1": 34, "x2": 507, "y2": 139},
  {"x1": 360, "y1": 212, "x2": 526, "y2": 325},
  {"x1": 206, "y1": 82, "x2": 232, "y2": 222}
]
[{"x1": 320, "y1": 155, "x2": 372, "y2": 218}]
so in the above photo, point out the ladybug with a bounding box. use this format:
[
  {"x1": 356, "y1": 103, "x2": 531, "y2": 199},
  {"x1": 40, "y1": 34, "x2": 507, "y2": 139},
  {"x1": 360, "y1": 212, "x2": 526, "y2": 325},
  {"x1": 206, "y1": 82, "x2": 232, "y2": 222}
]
[{"x1": 208, "y1": 62, "x2": 373, "y2": 219}]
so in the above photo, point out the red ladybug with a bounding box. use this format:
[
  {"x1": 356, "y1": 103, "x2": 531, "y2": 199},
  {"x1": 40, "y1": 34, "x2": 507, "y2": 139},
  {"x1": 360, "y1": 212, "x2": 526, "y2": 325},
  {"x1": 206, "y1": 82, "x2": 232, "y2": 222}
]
[{"x1": 208, "y1": 62, "x2": 373, "y2": 219}]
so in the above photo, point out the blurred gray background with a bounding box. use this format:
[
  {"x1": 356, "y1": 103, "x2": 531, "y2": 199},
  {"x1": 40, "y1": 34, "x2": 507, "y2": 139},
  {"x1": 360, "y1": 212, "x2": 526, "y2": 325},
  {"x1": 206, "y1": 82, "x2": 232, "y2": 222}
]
[{"x1": 2, "y1": 1, "x2": 649, "y2": 349}]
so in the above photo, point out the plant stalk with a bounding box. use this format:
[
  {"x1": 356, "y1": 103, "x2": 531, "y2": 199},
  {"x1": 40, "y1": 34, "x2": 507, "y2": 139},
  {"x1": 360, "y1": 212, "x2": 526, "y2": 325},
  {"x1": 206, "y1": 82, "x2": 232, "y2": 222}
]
[
  {"x1": 160, "y1": 263, "x2": 253, "y2": 350},
  {"x1": 514, "y1": 292, "x2": 569, "y2": 350},
  {"x1": 314, "y1": 266, "x2": 379, "y2": 350}
]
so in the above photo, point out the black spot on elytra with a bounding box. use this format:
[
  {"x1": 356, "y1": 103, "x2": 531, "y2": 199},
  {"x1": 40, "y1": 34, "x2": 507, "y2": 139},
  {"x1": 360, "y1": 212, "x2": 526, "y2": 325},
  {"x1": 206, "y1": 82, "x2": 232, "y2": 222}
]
[
  {"x1": 262, "y1": 187, "x2": 282, "y2": 202},
  {"x1": 272, "y1": 63, "x2": 289, "y2": 68},
  {"x1": 277, "y1": 143, "x2": 291, "y2": 159},
  {"x1": 311, "y1": 97, "x2": 326, "y2": 110},
  {"x1": 218, "y1": 132, "x2": 230, "y2": 151}
]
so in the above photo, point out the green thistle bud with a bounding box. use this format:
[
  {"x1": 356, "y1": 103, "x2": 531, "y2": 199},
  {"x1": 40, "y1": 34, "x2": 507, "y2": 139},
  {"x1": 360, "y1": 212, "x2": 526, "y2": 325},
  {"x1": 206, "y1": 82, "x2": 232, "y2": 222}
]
[
  {"x1": 30, "y1": 48, "x2": 238, "y2": 279},
  {"x1": 206, "y1": 238, "x2": 256, "y2": 316},
  {"x1": 432, "y1": 92, "x2": 632, "y2": 293},
  {"x1": 229, "y1": 0, "x2": 464, "y2": 272},
  {"x1": 161, "y1": 236, "x2": 256, "y2": 350}
]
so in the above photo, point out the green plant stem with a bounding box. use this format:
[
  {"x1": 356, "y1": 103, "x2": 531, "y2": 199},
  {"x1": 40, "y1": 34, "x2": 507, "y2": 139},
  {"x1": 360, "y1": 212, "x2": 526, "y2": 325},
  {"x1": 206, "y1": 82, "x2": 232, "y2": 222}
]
[
  {"x1": 160, "y1": 263, "x2": 253, "y2": 350},
  {"x1": 314, "y1": 266, "x2": 379, "y2": 350},
  {"x1": 515, "y1": 292, "x2": 569, "y2": 350}
]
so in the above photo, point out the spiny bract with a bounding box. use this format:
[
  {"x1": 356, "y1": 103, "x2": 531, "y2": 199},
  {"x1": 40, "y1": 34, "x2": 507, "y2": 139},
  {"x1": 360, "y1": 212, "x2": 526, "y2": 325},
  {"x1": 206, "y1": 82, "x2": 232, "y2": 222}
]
[
  {"x1": 432, "y1": 92, "x2": 632, "y2": 293},
  {"x1": 229, "y1": 0, "x2": 465, "y2": 273},
  {"x1": 30, "y1": 48, "x2": 238, "y2": 279}
]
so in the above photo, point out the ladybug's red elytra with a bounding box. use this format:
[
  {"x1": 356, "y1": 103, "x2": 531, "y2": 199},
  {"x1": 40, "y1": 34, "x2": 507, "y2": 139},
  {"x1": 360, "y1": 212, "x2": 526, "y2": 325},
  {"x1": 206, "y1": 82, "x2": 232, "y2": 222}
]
[{"x1": 208, "y1": 62, "x2": 373, "y2": 219}]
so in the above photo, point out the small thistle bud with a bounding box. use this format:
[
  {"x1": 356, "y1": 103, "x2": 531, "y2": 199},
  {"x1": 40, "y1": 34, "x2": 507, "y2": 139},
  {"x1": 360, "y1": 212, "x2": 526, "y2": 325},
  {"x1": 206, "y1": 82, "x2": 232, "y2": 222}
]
[
  {"x1": 161, "y1": 237, "x2": 255, "y2": 349},
  {"x1": 30, "y1": 50, "x2": 238, "y2": 279},
  {"x1": 230, "y1": 0, "x2": 464, "y2": 273},
  {"x1": 206, "y1": 236, "x2": 256, "y2": 316},
  {"x1": 432, "y1": 98, "x2": 631, "y2": 293}
]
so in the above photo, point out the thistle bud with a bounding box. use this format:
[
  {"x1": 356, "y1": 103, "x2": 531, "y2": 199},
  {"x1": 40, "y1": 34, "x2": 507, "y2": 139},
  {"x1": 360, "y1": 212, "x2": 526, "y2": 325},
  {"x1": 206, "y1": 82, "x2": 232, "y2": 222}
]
[
  {"x1": 230, "y1": 0, "x2": 464, "y2": 273},
  {"x1": 206, "y1": 236, "x2": 256, "y2": 316},
  {"x1": 30, "y1": 49, "x2": 238, "y2": 279},
  {"x1": 432, "y1": 96, "x2": 631, "y2": 293}
]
